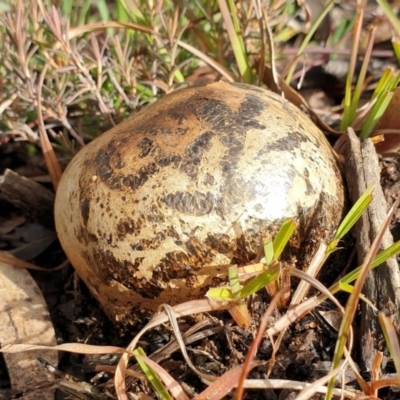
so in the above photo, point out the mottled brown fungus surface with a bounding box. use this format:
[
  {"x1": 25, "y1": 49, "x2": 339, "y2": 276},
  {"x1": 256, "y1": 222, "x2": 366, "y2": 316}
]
[{"x1": 55, "y1": 81, "x2": 345, "y2": 323}]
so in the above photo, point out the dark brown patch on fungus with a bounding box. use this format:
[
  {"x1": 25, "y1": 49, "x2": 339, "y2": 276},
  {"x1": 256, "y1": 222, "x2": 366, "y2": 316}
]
[
  {"x1": 161, "y1": 191, "x2": 215, "y2": 216},
  {"x1": 81, "y1": 198, "x2": 90, "y2": 226}
]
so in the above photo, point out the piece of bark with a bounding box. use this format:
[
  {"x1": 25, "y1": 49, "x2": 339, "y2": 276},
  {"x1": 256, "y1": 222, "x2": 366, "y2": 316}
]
[
  {"x1": 344, "y1": 130, "x2": 400, "y2": 373},
  {"x1": 0, "y1": 169, "x2": 55, "y2": 229},
  {"x1": 0, "y1": 260, "x2": 58, "y2": 399}
]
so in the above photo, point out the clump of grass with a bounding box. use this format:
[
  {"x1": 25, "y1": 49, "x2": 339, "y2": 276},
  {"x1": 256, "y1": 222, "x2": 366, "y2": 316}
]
[
  {"x1": 0, "y1": 0, "x2": 195, "y2": 154},
  {"x1": 338, "y1": 0, "x2": 400, "y2": 138},
  {"x1": 0, "y1": 0, "x2": 283, "y2": 156}
]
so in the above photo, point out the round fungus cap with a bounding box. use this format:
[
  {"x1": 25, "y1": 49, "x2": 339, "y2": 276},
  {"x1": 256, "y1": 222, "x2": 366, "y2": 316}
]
[{"x1": 55, "y1": 81, "x2": 345, "y2": 323}]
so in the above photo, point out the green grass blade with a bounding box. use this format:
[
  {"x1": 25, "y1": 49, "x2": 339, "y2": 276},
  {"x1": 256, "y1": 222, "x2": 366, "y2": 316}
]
[
  {"x1": 333, "y1": 185, "x2": 373, "y2": 239},
  {"x1": 326, "y1": 201, "x2": 396, "y2": 399},
  {"x1": 133, "y1": 348, "x2": 173, "y2": 400},
  {"x1": 345, "y1": 26, "x2": 376, "y2": 128},
  {"x1": 329, "y1": 240, "x2": 400, "y2": 296},
  {"x1": 376, "y1": 0, "x2": 400, "y2": 36},
  {"x1": 338, "y1": 282, "x2": 377, "y2": 310},
  {"x1": 340, "y1": 0, "x2": 365, "y2": 131},
  {"x1": 0, "y1": 0, "x2": 10, "y2": 12},
  {"x1": 359, "y1": 68, "x2": 400, "y2": 138},
  {"x1": 359, "y1": 90, "x2": 394, "y2": 139},
  {"x1": 96, "y1": 0, "x2": 111, "y2": 21},
  {"x1": 217, "y1": 0, "x2": 252, "y2": 83},
  {"x1": 119, "y1": 1, "x2": 147, "y2": 24},
  {"x1": 389, "y1": 70, "x2": 400, "y2": 90},
  {"x1": 263, "y1": 239, "x2": 274, "y2": 265},
  {"x1": 371, "y1": 240, "x2": 400, "y2": 268},
  {"x1": 61, "y1": 0, "x2": 73, "y2": 19},
  {"x1": 115, "y1": 0, "x2": 130, "y2": 23},
  {"x1": 331, "y1": 15, "x2": 355, "y2": 46},
  {"x1": 229, "y1": 265, "x2": 241, "y2": 296},
  {"x1": 206, "y1": 287, "x2": 235, "y2": 301},
  {"x1": 272, "y1": 218, "x2": 296, "y2": 260},
  {"x1": 326, "y1": 252, "x2": 376, "y2": 397},
  {"x1": 208, "y1": 263, "x2": 280, "y2": 301},
  {"x1": 285, "y1": 0, "x2": 335, "y2": 83},
  {"x1": 393, "y1": 39, "x2": 400, "y2": 64},
  {"x1": 327, "y1": 186, "x2": 373, "y2": 253},
  {"x1": 76, "y1": 0, "x2": 92, "y2": 26},
  {"x1": 370, "y1": 68, "x2": 394, "y2": 101},
  {"x1": 239, "y1": 263, "x2": 280, "y2": 298}
]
